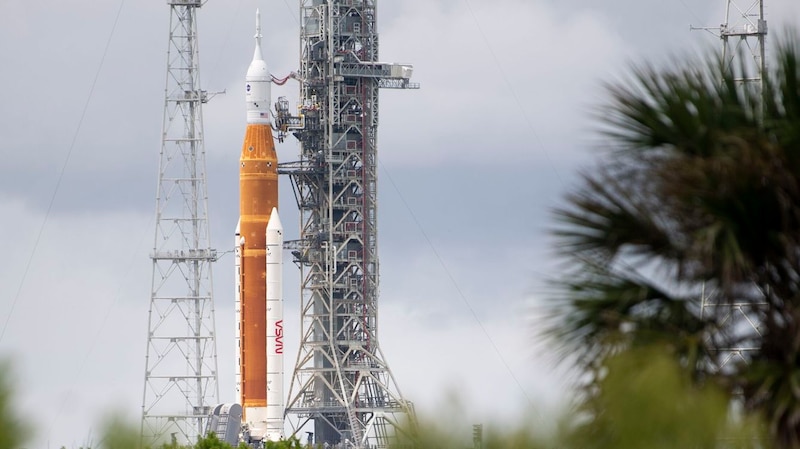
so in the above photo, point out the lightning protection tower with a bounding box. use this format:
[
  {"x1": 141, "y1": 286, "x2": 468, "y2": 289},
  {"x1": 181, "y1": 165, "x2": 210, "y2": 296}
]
[
  {"x1": 279, "y1": 1, "x2": 418, "y2": 447},
  {"x1": 720, "y1": 0, "x2": 767, "y2": 91},
  {"x1": 141, "y1": 0, "x2": 219, "y2": 444},
  {"x1": 692, "y1": 1, "x2": 766, "y2": 92},
  {"x1": 698, "y1": 0, "x2": 767, "y2": 372}
]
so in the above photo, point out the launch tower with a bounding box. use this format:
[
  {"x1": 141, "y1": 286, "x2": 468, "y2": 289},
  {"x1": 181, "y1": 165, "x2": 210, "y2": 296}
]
[
  {"x1": 141, "y1": 0, "x2": 219, "y2": 444},
  {"x1": 280, "y1": 1, "x2": 418, "y2": 447}
]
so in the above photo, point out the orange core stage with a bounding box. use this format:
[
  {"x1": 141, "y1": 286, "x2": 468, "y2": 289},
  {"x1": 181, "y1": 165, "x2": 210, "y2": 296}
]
[{"x1": 239, "y1": 123, "x2": 278, "y2": 413}]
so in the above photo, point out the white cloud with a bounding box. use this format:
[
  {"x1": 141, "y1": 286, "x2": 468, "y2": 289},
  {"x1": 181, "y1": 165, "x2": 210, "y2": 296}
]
[
  {"x1": 0, "y1": 195, "x2": 152, "y2": 448},
  {"x1": 377, "y1": 0, "x2": 629, "y2": 167},
  {"x1": 379, "y1": 294, "x2": 569, "y2": 427}
]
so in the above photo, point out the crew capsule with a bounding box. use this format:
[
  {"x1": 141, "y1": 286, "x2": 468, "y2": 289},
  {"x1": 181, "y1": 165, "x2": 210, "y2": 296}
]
[{"x1": 246, "y1": 9, "x2": 271, "y2": 125}]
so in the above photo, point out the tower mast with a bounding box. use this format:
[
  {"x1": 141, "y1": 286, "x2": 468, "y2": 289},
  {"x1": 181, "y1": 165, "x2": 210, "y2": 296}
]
[
  {"x1": 700, "y1": 0, "x2": 767, "y2": 369},
  {"x1": 697, "y1": 1, "x2": 767, "y2": 372},
  {"x1": 720, "y1": 0, "x2": 767, "y2": 93},
  {"x1": 141, "y1": 0, "x2": 219, "y2": 444},
  {"x1": 691, "y1": 0, "x2": 767, "y2": 93},
  {"x1": 281, "y1": 1, "x2": 418, "y2": 447}
]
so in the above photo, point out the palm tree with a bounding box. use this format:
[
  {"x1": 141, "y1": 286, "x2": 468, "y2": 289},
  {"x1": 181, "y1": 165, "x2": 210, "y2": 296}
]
[{"x1": 549, "y1": 37, "x2": 800, "y2": 448}]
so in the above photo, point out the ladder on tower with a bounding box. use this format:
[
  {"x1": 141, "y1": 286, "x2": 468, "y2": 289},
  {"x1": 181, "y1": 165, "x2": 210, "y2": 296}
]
[{"x1": 347, "y1": 406, "x2": 364, "y2": 447}]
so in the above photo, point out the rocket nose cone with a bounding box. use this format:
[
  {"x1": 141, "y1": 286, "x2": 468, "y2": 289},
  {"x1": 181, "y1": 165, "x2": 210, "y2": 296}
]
[
  {"x1": 267, "y1": 207, "x2": 283, "y2": 232},
  {"x1": 247, "y1": 59, "x2": 270, "y2": 81}
]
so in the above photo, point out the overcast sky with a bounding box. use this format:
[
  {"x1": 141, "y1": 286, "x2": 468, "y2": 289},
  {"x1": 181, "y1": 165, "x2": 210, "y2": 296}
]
[{"x1": 2, "y1": 0, "x2": 800, "y2": 447}]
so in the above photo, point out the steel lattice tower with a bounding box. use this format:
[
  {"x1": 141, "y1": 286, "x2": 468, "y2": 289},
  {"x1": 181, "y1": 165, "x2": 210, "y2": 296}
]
[
  {"x1": 692, "y1": 0, "x2": 767, "y2": 92},
  {"x1": 141, "y1": 0, "x2": 219, "y2": 444},
  {"x1": 280, "y1": 1, "x2": 418, "y2": 447},
  {"x1": 720, "y1": 0, "x2": 767, "y2": 92},
  {"x1": 698, "y1": 0, "x2": 767, "y2": 371}
]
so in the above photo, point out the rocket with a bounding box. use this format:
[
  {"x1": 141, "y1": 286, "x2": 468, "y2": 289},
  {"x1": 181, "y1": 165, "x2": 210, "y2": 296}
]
[
  {"x1": 265, "y1": 207, "x2": 284, "y2": 441},
  {"x1": 234, "y1": 9, "x2": 284, "y2": 443}
]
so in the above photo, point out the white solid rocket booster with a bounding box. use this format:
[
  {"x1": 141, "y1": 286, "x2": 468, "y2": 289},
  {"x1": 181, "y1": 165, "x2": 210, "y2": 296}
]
[
  {"x1": 265, "y1": 207, "x2": 285, "y2": 441},
  {"x1": 234, "y1": 219, "x2": 243, "y2": 404}
]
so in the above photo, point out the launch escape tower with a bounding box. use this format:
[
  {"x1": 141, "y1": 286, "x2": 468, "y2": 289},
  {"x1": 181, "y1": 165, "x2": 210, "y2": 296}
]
[
  {"x1": 696, "y1": 0, "x2": 767, "y2": 371},
  {"x1": 141, "y1": 0, "x2": 219, "y2": 444},
  {"x1": 279, "y1": 0, "x2": 418, "y2": 447}
]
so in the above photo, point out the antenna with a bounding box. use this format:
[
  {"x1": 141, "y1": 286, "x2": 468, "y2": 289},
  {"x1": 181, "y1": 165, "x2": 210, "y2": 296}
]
[{"x1": 141, "y1": 0, "x2": 220, "y2": 444}]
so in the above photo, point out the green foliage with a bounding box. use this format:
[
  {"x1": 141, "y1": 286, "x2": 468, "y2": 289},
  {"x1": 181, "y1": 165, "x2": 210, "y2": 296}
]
[
  {"x1": 0, "y1": 361, "x2": 27, "y2": 449},
  {"x1": 193, "y1": 432, "x2": 233, "y2": 449},
  {"x1": 56, "y1": 426, "x2": 242, "y2": 449},
  {"x1": 392, "y1": 400, "x2": 552, "y2": 449},
  {"x1": 96, "y1": 415, "x2": 145, "y2": 449},
  {"x1": 549, "y1": 32, "x2": 800, "y2": 449},
  {"x1": 568, "y1": 346, "x2": 767, "y2": 449},
  {"x1": 147, "y1": 433, "x2": 300, "y2": 449},
  {"x1": 263, "y1": 436, "x2": 304, "y2": 449},
  {"x1": 394, "y1": 347, "x2": 766, "y2": 449}
]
